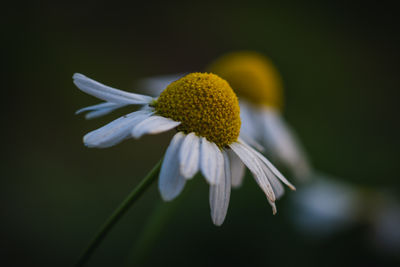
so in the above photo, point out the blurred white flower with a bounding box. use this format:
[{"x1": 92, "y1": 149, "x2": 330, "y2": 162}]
[
  {"x1": 369, "y1": 193, "x2": 400, "y2": 255},
  {"x1": 289, "y1": 174, "x2": 362, "y2": 236},
  {"x1": 207, "y1": 51, "x2": 312, "y2": 180}
]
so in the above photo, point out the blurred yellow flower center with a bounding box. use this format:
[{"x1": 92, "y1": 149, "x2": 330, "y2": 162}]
[
  {"x1": 154, "y1": 73, "x2": 241, "y2": 147},
  {"x1": 207, "y1": 51, "x2": 283, "y2": 109}
]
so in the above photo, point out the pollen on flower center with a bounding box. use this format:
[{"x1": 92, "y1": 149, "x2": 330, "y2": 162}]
[
  {"x1": 207, "y1": 51, "x2": 284, "y2": 109},
  {"x1": 154, "y1": 73, "x2": 241, "y2": 147}
]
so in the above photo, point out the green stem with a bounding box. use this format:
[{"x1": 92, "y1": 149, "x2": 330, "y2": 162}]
[
  {"x1": 124, "y1": 174, "x2": 198, "y2": 266},
  {"x1": 124, "y1": 201, "x2": 178, "y2": 266},
  {"x1": 76, "y1": 159, "x2": 163, "y2": 267}
]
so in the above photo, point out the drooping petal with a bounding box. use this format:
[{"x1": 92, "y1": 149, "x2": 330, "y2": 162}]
[
  {"x1": 73, "y1": 73, "x2": 154, "y2": 105},
  {"x1": 131, "y1": 116, "x2": 180, "y2": 139},
  {"x1": 200, "y1": 137, "x2": 224, "y2": 185},
  {"x1": 229, "y1": 142, "x2": 276, "y2": 202},
  {"x1": 83, "y1": 110, "x2": 153, "y2": 148},
  {"x1": 76, "y1": 102, "x2": 126, "y2": 119},
  {"x1": 227, "y1": 149, "x2": 245, "y2": 188},
  {"x1": 158, "y1": 132, "x2": 186, "y2": 201},
  {"x1": 259, "y1": 162, "x2": 285, "y2": 199},
  {"x1": 179, "y1": 133, "x2": 200, "y2": 179},
  {"x1": 239, "y1": 138, "x2": 285, "y2": 198},
  {"x1": 241, "y1": 139, "x2": 296, "y2": 191},
  {"x1": 209, "y1": 151, "x2": 231, "y2": 226}
]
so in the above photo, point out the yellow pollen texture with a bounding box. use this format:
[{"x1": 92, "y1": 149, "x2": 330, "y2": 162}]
[
  {"x1": 207, "y1": 51, "x2": 284, "y2": 110},
  {"x1": 154, "y1": 73, "x2": 241, "y2": 147}
]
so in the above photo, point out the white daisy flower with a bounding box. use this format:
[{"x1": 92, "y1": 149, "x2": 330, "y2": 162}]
[
  {"x1": 290, "y1": 174, "x2": 400, "y2": 255},
  {"x1": 74, "y1": 72, "x2": 295, "y2": 226}
]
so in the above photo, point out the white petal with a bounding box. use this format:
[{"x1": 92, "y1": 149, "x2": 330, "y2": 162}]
[
  {"x1": 76, "y1": 102, "x2": 119, "y2": 114},
  {"x1": 76, "y1": 102, "x2": 126, "y2": 119},
  {"x1": 227, "y1": 149, "x2": 245, "y2": 188},
  {"x1": 179, "y1": 133, "x2": 200, "y2": 179},
  {"x1": 136, "y1": 73, "x2": 186, "y2": 97},
  {"x1": 73, "y1": 73, "x2": 154, "y2": 105},
  {"x1": 83, "y1": 110, "x2": 153, "y2": 148},
  {"x1": 241, "y1": 139, "x2": 296, "y2": 191},
  {"x1": 239, "y1": 140, "x2": 285, "y2": 199},
  {"x1": 230, "y1": 142, "x2": 276, "y2": 202},
  {"x1": 131, "y1": 116, "x2": 181, "y2": 139},
  {"x1": 259, "y1": 161, "x2": 285, "y2": 199},
  {"x1": 200, "y1": 137, "x2": 224, "y2": 185},
  {"x1": 84, "y1": 107, "x2": 119, "y2": 119},
  {"x1": 158, "y1": 132, "x2": 186, "y2": 201},
  {"x1": 209, "y1": 151, "x2": 231, "y2": 226}
]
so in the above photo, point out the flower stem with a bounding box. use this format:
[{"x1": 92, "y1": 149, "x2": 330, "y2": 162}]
[
  {"x1": 123, "y1": 174, "x2": 198, "y2": 266},
  {"x1": 76, "y1": 159, "x2": 163, "y2": 267}
]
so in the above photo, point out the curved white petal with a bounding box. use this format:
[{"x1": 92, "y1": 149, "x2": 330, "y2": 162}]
[
  {"x1": 179, "y1": 133, "x2": 200, "y2": 179},
  {"x1": 76, "y1": 102, "x2": 127, "y2": 119},
  {"x1": 158, "y1": 132, "x2": 186, "y2": 201},
  {"x1": 136, "y1": 73, "x2": 186, "y2": 97},
  {"x1": 84, "y1": 108, "x2": 119, "y2": 119},
  {"x1": 209, "y1": 151, "x2": 231, "y2": 226},
  {"x1": 259, "y1": 162, "x2": 285, "y2": 199},
  {"x1": 76, "y1": 102, "x2": 120, "y2": 114},
  {"x1": 73, "y1": 73, "x2": 154, "y2": 105},
  {"x1": 83, "y1": 110, "x2": 152, "y2": 148},
  {"x1": 237, "y1": 140, "x2": 286, "y2": 199},
  {"x1": 229, "y1": 142, "x2": 276, "y2": 202},
  {"x1": 241, "y1": 139, "x2": 295, "y2": 191},
  {"x1": 260, "y1": 108, "x2": 311, "y2": 179},
  {"x1": 131, "y1": 116, "x2": 180, "y2": 139},
  {"x1": 200, "y1": 137, "x2": 224, "y2": 185},
  {"x1": 227, "y1": 149, "x2": 245, "y2": 188}
]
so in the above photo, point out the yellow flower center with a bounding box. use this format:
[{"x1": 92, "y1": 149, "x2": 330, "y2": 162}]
[
  {"x1": 154, "y1": 73, "x2": 241, "y2": 148},
  {"x1": 207, "y1": 51, "x2": 283, "y2": 110}
]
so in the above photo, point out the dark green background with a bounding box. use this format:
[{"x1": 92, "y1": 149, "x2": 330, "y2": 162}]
[{"x1": 3, "y1": 1, "x2": 399, "y2": 266}]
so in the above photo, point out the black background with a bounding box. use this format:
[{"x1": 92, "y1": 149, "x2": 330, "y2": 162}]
[{"x1": 2, "y1": 1, "x2": 399, "y2": 266}]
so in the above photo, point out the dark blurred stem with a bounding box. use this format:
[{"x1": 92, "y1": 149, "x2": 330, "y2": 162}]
[
  {"x1": 124, "y1": 201, "x2": 177, "y2": 266},
  {"x1": 75, "y1": 159, "x2": 163, "y2": 267},
  {"x1": 124, "y1": 175, "x2": 197, "y2": 267}
]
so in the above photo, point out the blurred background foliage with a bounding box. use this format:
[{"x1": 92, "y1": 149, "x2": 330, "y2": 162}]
[{"x1": 2, "y1": 1, "x2": 399, "y2": 266}]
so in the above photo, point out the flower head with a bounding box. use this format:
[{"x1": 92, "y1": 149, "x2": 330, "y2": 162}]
[
  {"x1": 74, "y1": 72, "x2": 295, "y2": 225},
  {"x1": 154, "y1": 73, "x2": 240, "y2": 147}
]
